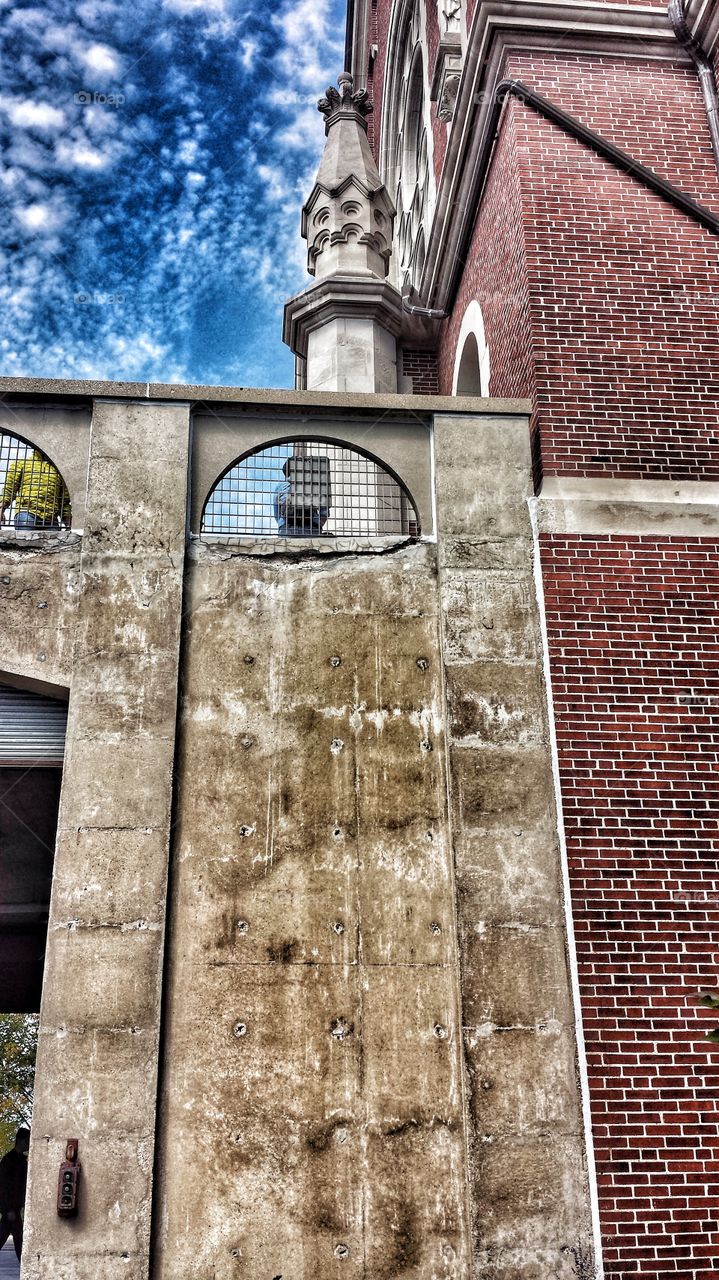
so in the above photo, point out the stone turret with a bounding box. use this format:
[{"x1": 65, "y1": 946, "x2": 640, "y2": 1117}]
[
  {"x1": 283, "y1": 73, "x2": 403, "y2": 393},
  {"x1": 303, "y1": 72, "x2": 395, "y2": 280}
]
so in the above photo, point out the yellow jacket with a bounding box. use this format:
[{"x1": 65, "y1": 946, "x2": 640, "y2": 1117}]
[{"x1": 1, "y1": 452, "x2": 71, "y2": 524}]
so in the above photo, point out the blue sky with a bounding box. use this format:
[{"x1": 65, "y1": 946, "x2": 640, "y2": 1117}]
[{"x1": 0, "y1": 0, "x2": 346, "y2": 388}]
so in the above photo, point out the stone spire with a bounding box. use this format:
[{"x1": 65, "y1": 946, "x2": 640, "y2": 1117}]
[
  {"x1": 283, "y1": 73, "x2": 403, "y2": 394},
  {"x1": 303, "y1": 72, "x2": 395, "y2": 280}
]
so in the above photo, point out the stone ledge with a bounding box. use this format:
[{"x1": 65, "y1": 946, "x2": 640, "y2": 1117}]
[{"x1": 0, "y1": 374, "x2": 531, "y2": 416}]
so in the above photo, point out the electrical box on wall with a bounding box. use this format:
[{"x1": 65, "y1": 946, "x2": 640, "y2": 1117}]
[{"x1": 57, "y1": 1139, "x2": 80, "y2": 1218}]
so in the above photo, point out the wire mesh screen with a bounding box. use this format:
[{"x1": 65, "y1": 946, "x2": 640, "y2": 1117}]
[
  {"x1": 0, "y1": 432, "x2": 71, "y2": 529},
  {"x1": 202, "y1": 440, "x2": 420, "y2": 538}
]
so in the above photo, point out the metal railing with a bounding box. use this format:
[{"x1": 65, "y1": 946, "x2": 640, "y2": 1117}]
[
  {"x1": 0, "y1": 432, "x2": 71, "y2": 529},
  {"x1": 201, "y1": 439, "x2": 420, "y2": 538}
]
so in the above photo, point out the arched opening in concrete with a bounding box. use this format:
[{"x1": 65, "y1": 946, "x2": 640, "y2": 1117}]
[
  {"x1": 452, "y1": 299, "x2": 490, "y2": 397},
  {"x1": 201, "y1": 437, "x2": 421, "y2": 539},
  {"x1": 0, "y1": 678, "x2": 67, "y2": 1273},
  {"x1": 0, "y1": 431, "x2": 72, "y2": 530}
]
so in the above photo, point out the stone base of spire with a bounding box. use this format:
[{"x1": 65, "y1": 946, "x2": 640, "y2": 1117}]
[
  {"x1": 305, "y1": 317, "x2": 395, "y2": 393},
  {"x1": 283, "y1": 274, "x2": 404, "y2": 394}
]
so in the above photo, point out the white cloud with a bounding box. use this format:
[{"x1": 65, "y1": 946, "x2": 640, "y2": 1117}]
[
  {"x1": 56, "y1": 140, "x2": 110, "y2": 169},
  {"x1": 257, "y1": 163, "x2": 289, "y2": 203},
  {"x1": 177, "y1": 138, "x2": 198, "y2": 165},
  {"x1": 3, "y1": 99, "x2": 65, "y2": 131},
  {"x1": 186, "y1": 169, "x2": 205, "y2": 186},
  {"x1": 80, "y1": 42, "x2": 122, "y2": 76},
  {"x1": 240, "y1": 39, "x2": 256, "y2": 71},
  {"x1": 164, "y1": 0, "x2": 227, "y2": 11},
  {"x1": 15, "y1": 202, "x2": 58, "y2": 230},
  {"x1": 276, "y1": 104, "x2": 324, "y2": 152}
]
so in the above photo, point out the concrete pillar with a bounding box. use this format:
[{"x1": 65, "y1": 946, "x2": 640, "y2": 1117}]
[
  {"x1": 22, "y1": 400, "x2": 190, "y2": 1280},
  {"x1": 433, "y1": 414, "x2": 595, "y2": 1276}
]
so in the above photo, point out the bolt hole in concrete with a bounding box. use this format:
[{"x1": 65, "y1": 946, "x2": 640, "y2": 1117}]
[
  {"x1": 241, "y1": 736, "x2": 253, "y2": 749},
  {"x1": 236, "y1": 920, "x2": 249, "y2": 934},
  {"x1": 330, "y1": 738, "x2": 344, "y2": 755},
  {"x1": 334, "y1": 1244, "x2": 350, "y2": 1260},
  {"x1": 332, "y1": 920, "x2": 345, "y2": 934},
  {"x1": 244, "y1": 655, "x2": 255, "y2": 665},
  {"x1": 333, "y1": 826, "x2": 342, "y2": 837},
  {"x1": 233, "y1": 1021, "x2": 247, "y2": 1038},
  {"x1": 429, "y1": 921, "x2": 441, "y2": 935},
  {"x1": 420, "y1": 738, "x2": 432, "y2": 752},
  {"x1": 433, "y1": 1023, "x2": 448, "y2": 1039},
  {"x1": 330, "y1": 1017, "x2": 352, "y2": 1040},
  {"x1": 416, "y1": 656, "x2": 429, "y2": 669},
  {"x1": 329, "y1": 655, "x2": 342, "y2": 666}
]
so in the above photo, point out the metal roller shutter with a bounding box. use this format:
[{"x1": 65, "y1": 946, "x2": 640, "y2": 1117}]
[{"x1": 0, "y1": 683, "x2": 68, "y2": 765}]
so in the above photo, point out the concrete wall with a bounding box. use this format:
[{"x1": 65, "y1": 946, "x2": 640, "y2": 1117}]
[{"x1": 0, "y1": 383, "x2": 592, "y2": 1280}]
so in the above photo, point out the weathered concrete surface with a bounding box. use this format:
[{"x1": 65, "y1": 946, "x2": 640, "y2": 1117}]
[
  {"x1": 0, "y1": 532, "x2": 80, "y2": 692},
  {"x1": 154, "y1": 539, "x2": 472, "y2": 1279},
  {"x1": 434, "y1": 415, "x2": 593, "y2": 1277},
  {"x1": 22, "y1": 400, "x2": 190, "y2": 1280}
]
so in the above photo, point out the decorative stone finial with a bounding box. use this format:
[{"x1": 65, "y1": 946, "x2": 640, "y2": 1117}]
[{"x1": 318, "y1": 72, "x2": 373, "y2": 132}]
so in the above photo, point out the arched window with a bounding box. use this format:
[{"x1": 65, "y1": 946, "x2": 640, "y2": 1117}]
[
  {"x1": 201, "y1": 439, "x2": 420, "y2": 539},
  {"x1": 382, "y1": 0, "x2": 433, "y2": 294},
  {"x1": 452, "y1": 300, "x2": 490, "y2": 396},
  {"x1": 0, "y1": 431, "x2": 71, "y2": 530}
]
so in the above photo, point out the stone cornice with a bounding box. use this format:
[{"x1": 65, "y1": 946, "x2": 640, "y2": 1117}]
[{"x1": 283, "y1": 275, "x2": 406, "y2": 358}]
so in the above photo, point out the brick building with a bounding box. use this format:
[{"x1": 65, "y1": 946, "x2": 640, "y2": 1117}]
[{"x1": 282, "y1": 1, "x2": 719, "y2": 1275}]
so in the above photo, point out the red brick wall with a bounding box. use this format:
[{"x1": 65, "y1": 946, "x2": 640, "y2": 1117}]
[
  {"x1": 436, "y1": 105, "x2": 534, "y2": 405},
  {"x1": 505, "y1": 53, "x2": 719, "y2": 214},
  {"x1": 514, "y1": 91, "x2": 719, "y2": 482},
  {"x1": 401, "y1": 347, "x2": 440, "y2": 393},
  {"x1": 541, "y1": 533, "x2": 719, "y2": 1278},
  {"x1": 437, "y1": 69, "x2": 719, "y2": 482}
]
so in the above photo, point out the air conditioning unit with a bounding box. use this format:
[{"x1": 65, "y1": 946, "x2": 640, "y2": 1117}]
[{"x1": 285, "y1": 455, "x2": 331, "y2": 515}]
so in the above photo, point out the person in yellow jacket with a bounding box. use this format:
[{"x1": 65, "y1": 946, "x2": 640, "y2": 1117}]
[{"x1": 0, "y1": 449, "x2": 71, "y2": 529}]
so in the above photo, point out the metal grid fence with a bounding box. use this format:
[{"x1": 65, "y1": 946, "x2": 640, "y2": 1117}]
[
  {"x1": 0, "y1": 432, "x2": 71, "y2": 529},
  {"x1": 202, "y1": 440, "x2": 420, "y2": 538}
]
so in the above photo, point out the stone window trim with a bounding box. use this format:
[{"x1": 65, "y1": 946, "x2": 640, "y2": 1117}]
[{"x1": 452, "y1": 299, "x2": 491, "y2": 396}]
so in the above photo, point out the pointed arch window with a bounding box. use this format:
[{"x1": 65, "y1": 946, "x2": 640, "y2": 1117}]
[
  {"x1": 0, "y1": 432, "x2": 71, "y2": 529},
  {"x1": 201, "y1": 439, "x2": 420, "y2": 539},
  {"x1": 382, "y1": 0, "x2": 433, "y2": 294}
]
